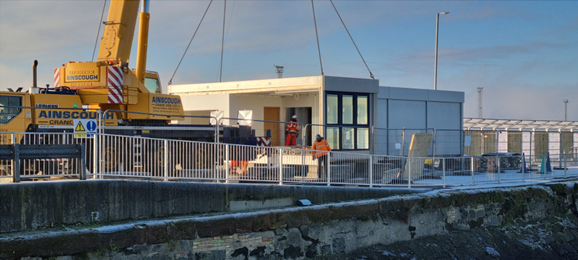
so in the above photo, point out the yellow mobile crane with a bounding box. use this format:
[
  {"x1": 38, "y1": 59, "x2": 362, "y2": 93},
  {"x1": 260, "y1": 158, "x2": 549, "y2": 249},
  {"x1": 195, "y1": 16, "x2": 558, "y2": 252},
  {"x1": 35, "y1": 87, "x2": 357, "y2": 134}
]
[
  {"x1": 0, "y1": 0, "x2": 184, "y2": 135},
  {"x1": 0, "y1": 0, "x2": 256, "y2": 173}
]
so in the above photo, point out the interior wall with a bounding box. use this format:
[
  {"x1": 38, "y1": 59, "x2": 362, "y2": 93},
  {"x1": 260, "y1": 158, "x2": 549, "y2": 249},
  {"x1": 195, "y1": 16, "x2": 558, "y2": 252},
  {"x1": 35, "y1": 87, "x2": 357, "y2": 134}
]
[
  {"x1": 229, "y1": 94, "x2": 317, "y2": 138},
  {"x1": 177, "y1": 94, "x2": 230, "y2": 124}
]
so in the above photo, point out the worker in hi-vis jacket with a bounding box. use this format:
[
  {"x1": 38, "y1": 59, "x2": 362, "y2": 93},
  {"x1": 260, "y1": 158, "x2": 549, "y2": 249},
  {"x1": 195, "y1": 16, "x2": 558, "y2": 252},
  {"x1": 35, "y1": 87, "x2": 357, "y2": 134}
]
[
  {"x1": 285, "y1": 115, "x2": 300, "y2": 146},
  {"x1": 312, "y1": 134, "x2": 331, "y2": 178}
]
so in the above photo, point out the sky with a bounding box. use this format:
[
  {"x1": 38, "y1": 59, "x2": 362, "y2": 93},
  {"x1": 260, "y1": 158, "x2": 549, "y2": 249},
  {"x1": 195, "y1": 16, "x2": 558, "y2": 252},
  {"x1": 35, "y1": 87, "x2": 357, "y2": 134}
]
[{"x1": 0, "y1": 0, "x2": 577, "y2": 121}]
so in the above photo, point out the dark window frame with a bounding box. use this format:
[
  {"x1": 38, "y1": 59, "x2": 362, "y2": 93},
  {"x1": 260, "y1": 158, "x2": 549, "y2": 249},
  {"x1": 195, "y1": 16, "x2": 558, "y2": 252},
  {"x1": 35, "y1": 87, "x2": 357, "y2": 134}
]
[{"x1": 324, "y1": 92, "x2": 370, "y2": 151}]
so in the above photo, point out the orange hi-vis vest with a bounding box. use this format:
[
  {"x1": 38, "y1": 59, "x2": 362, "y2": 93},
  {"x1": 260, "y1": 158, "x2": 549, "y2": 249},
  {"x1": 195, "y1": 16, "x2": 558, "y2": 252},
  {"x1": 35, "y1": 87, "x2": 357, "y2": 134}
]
[
  {"x1": 312, "y1": 138, "x2": 331, "y2": 159},
  {"x1": 286, "y1": 120, "x2": 300, "y2": 134}
]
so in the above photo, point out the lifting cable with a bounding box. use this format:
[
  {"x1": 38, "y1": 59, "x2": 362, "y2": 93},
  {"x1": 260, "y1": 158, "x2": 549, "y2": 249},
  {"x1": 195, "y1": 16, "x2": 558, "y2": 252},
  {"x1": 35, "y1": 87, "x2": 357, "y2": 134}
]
[
  {"x1": 92, "y1": 0, "x2": 108, "y2": 61},
  {"x1": 329, "y1": 0, "x2": 374, "y2": 79},
  {"x1": 168, "y1": 0, "x2": 214, "y2": 86},
  {"x1": 311, "y1": 0, "x2": 324, "y2": 76},
  {"x1": 219, "y1": 0, "x2": 227, "y2": 82}
]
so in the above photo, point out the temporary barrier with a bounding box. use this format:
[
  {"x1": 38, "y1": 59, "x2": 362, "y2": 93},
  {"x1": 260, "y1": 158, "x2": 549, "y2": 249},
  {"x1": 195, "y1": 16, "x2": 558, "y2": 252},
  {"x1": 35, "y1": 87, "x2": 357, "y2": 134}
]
[
  {"x1": 0, "y1": 133, "x2": 89, "y2": 182},
  {"x1": 1, "y1": 132, "x2": 577, "y2": 189}
]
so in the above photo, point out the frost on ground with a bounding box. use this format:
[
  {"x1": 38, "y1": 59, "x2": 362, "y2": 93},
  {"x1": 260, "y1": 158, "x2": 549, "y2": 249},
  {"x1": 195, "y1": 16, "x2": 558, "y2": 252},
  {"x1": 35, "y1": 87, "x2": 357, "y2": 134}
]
[{"x1": 485, "y1": 246, "x2": 500, "y2": 257}]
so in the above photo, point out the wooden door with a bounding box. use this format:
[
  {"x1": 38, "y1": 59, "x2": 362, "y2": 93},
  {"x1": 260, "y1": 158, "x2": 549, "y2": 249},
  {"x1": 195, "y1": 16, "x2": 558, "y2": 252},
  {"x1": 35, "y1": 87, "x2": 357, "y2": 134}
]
[{"x1": 264, "y1": 107, "x2": 280, "y2": 146}]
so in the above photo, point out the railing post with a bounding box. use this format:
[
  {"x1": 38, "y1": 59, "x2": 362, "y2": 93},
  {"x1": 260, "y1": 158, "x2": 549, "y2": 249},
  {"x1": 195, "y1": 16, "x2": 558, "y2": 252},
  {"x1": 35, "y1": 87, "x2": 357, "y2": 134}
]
[
  {"x1": 471, "y1": 157, "x2": 475, "y2": 186},
  {"x1": 94, "y1": 110, "x2": 101, "y2": 179},
  {"x1": 225, "y1": 144, "x2": 229, "y2": 183},
  {"x1": 327, "y1": 151, "x2": 331, "y2": 186},
  {"x1": 497, "y1": 155, "x2": 501, "y2": 184},
  {"x1": 279, "y1": 148, "x2": 284, "y2": 185},
  {"x1": 564, "y1": 150, "x2": 567, "y2": 178},
  {"x1": 301, "y1": 148, "x2": 305, "y2": 183},
  {"x1": 522, "y1": 154, "x2": 525, "y2": 182},
  {"x1": 369, "y1": 155, "x2": 373, "y2": 188},
  {"x1": 407, "y1": 157, "x2": 411, "y2": 188},
  {"x1": 93, "y1": 132, "x2": 98, "y2": 179},
  {"x1": 12, "y1": 141, "x2": 20, "y2": 183},
  {"x1": 164, "y1": 139, "x2": 168, "y2": 181},
  {"x1": 442, "y1": 158, "x2": 446, "y2": 188},
  {"x1": 80, "y1": 143, "x2": 86, "y2": 180}
]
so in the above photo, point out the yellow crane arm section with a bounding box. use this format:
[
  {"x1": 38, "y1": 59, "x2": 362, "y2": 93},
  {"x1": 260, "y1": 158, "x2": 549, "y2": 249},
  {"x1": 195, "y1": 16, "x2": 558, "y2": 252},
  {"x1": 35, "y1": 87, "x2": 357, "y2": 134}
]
[{"x1": 97, "y1": 0, "x2": 140, "y2": 64}]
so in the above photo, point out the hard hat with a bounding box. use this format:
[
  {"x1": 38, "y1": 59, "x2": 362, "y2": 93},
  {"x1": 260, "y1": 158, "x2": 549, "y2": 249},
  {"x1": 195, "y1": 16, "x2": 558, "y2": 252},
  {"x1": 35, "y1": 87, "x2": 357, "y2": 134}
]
[
  {"x1": 292, "y1": 115, "x2": 297, "y2": 119},
  {"x1": 316, "y1": 134, "x2": 321, "y2": 138}
]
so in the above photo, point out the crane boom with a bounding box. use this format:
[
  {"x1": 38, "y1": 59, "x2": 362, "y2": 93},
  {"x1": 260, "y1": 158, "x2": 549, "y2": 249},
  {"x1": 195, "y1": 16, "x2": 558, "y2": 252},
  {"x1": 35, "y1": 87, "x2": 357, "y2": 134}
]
[
  {"x1": 48, "y1": 0, "x2": 183, "y2": 122},
  {"x1": 97, "y1": 0, "x2": 140, "y2": 64}
]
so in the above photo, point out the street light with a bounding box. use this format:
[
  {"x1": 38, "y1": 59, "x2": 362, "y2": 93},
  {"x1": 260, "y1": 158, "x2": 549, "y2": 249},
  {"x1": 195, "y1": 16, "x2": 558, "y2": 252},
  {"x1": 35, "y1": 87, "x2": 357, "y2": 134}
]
[
  {"x1": 564, "y1": 99, "x2": 569, "y2": 121},
  {"x1": 434, "y1": 11, "x2": 449, "y2": 90}
]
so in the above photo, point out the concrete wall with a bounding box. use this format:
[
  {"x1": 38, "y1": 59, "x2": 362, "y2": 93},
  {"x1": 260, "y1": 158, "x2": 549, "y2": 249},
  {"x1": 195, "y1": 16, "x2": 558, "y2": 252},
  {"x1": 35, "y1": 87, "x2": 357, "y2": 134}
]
[
  {"x1": 2, "y1": 183, "x2": 576, "y2": 259},
  {"x1": 0, "y1": 180, "x2": 422, "y2": 234}
]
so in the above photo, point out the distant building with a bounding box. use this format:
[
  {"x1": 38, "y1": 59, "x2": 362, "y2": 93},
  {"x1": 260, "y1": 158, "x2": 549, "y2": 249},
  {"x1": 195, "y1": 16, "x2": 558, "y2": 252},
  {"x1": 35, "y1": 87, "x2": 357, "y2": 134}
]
[
  {"x1": 169, "y1": 75, "x2": 464, "y2": 156},
  {"x1": 463, "y1": 118, "x2": 578, "y2": 159}
]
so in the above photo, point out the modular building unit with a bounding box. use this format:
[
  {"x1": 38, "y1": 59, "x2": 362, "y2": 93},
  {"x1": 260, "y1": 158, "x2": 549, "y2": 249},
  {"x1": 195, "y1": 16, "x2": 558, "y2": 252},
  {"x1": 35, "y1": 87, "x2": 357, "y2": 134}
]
[{"x1": 169, "y1": 75, "x2": 465, "y2": 155}]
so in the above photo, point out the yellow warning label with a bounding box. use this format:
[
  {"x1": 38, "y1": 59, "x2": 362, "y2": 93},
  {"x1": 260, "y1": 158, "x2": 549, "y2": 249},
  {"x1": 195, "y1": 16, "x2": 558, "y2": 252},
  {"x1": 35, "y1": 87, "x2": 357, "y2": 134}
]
[{"x1": 75, "y1": 122, "x2": 85, "y2": 131}]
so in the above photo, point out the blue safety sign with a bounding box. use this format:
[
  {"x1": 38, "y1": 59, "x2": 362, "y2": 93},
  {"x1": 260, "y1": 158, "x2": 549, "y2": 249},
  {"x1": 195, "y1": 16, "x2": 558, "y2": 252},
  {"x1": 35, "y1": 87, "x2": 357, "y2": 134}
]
[{"x1": 74, "y1": 119, "x2": 97, "y2": 138}]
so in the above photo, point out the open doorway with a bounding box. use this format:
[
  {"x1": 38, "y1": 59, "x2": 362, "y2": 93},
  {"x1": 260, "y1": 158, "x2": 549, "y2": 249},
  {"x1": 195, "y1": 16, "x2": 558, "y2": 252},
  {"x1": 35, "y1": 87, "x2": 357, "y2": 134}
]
[{"x1": 285, "y1": 107, "x2": 312, "y2": 146}]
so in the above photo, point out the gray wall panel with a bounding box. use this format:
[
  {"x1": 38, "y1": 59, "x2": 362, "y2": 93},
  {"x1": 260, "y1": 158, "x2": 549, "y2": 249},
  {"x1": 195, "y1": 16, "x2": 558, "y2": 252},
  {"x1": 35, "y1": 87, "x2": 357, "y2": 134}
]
[
  {"x1": 376, "y1": 99, "x2": 388, "y2": 128},
  {"x1": 389, "y1": 87, "x2": 429, "y2": 101},
  {"x1": 427, "y1": 89, "x2": 465, "y2": 103},
  {"x1": 324, "y1": 76, "x2": 379, "y2": 93},
  {"x1": 388, "y1": 100, "x2": 426, "y2": 129},
  {"x1": 427, "y1": 102, "x2": 461, "y2": 130}
]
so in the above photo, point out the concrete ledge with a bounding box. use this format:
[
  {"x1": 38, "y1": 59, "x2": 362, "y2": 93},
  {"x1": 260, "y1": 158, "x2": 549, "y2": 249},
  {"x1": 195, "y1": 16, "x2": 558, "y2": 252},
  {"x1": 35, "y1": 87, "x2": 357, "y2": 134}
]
[
  {"x1": 1, "y1": 183, "x2": 576, "y2": 259},
  {"x1": 0, "y1": 180, "x2": 425, "y2": 233}
]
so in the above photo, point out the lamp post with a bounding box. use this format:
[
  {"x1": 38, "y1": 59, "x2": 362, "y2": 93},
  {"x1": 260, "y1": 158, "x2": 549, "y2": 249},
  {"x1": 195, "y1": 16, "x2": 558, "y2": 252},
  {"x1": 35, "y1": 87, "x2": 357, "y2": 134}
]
[
  {"x1": 434, "y1": 11, "x2": 449, "y2": 90},
  {"x1": 564, "y1": 99, "x2": 569, "y2": 121}
]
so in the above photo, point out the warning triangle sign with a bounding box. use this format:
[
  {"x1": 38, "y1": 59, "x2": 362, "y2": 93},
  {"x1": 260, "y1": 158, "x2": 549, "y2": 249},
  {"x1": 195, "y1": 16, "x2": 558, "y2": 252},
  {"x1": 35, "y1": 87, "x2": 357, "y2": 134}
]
[{"x1": 75, "y1": 122, "x2": 86, "y2": 131}]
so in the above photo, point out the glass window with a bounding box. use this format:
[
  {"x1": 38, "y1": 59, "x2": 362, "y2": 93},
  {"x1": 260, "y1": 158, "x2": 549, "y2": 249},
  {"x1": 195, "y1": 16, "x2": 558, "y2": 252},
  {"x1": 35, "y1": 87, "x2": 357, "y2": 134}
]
[
  {"x1": 324, "y1": 92, "x2": 370, "y2": 150},
  {"x1": 357, "y1": 96, "x2": 368, "y2": 125},
  {"x1": 0, "y1": 96, "x2": 22, "y2": 124},
  {"x1": 327, "y1": 94, "x2": 338, "y2": 124},
  {"x1": 144, "y1": 78, "x2": 161, "y2": 94},
  {"x1": 357, "y1": 128, "x2": 369, "y2": 149},
  {"x1": 342, "y1": 95, "x2": 353, "y2": 124},
  {"x1": 326, "y1": 127, "x2": 340, "y2": 150},
  {"x1": 342, "y1": 127, "x2": 354, "y2": 149}
]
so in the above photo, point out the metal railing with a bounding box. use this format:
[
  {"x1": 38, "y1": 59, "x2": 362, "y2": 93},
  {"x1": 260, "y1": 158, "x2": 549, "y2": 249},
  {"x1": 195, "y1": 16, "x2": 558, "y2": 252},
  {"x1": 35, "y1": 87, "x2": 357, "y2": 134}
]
[
  {"x1": 1, "y1": 132, "x2": 578, "y2": 188},
  {"x1": 0, "y1": 133, "x2": 90, "y2": 181}
]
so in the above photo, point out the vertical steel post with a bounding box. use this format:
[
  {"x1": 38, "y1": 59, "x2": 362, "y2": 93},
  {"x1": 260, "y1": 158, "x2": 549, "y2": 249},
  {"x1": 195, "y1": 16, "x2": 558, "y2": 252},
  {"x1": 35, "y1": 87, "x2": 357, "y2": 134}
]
[
  {"x1": 530, "y1": 130, "x2": 534, "y2": 170},
  {"x1": 93, "y1": 110, "x2": 101, "y2": 178},
  {"x1": 564, "y1": 150, "x2": 567, "y2": 178},
  {"x1": 471, "y1": 157, "x2": 475, "y2": 185},
  {"x1": 164, "y1": 139, "x2": 168, "y2": 181},
  {"x1": 279, "y1": 148, "x2": 284, "y2": 185},
  {"x1": 225, "y1": 144, "x2": 229, "y2": 183},
  {"x1": 327, "y1": 151, "x2": 331, "y2": 186},
  {"x1": 369, "y1": 155, "x2": 373, "y2": 188},
  {"x1": 522, "y1": 154, "x2": 526, "y2": 182},
  {"x1": 497, "y1": 155, "x2": 501, "y2": 184},
  {"x1": 301, "y1": 147, "x2": 305, "y2": 183},
  {"x1": 80, "y1": 143, "x2": 86, "y2": 180},
  {"x1": 408, "y1": 157, "x2": 411, "y2": 188},
  {"x1": 12, "y1": 134, "x2": 20, "y2": 183},
  {"x1": 442, "y1": 157, "x2": 446, "y2": 188}
]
